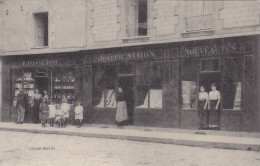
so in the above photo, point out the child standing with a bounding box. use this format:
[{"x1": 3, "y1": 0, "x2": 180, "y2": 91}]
[
  {"x1": 74, "y1": 101, "x2": 83, "y2": 128},
  {"x1": 48, "y1": 100, "x2": 56, "y2": 127},
  {"x1": 61, "y1": 98, "x2": 70, "y2": 127},
  {"x1": 39, "y1": 98, "x2": 49, "y2": 127},
  {"x1": 55, "y1": 104, "x2": 64, "y2": 127}
]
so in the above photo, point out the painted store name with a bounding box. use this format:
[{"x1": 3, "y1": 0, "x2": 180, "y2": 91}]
[
  {"x1": 23, "y1": 60, "x2": 58, "y2": 67},
  {"x1": 95, "y1": 50, "x2": 162, "y2": 63},
  {"x1": 183, "y1": 43, "x2": 243, "y2": 57}
]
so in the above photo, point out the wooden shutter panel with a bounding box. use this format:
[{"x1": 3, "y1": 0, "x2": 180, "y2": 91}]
[
  {"x1": 128, "y1": 0, "x2": 138, "y2": 36},
  {"x1": 36, "y1": 16, "x2": 44, "y2": 46}
]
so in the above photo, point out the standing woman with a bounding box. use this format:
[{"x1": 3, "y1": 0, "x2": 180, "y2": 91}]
[
  {"x1": 198, "y1": 85, "x2": 209, "y2": 130},
  {"x1": 32, "y1": 88, "x2": 42, "y2": 123},
  {"x1": 115, "y1": 86, "x2": 129, "y2": 126},
  {"x1": 208, "y1": 83, "x2": 221, "y2": 129}
]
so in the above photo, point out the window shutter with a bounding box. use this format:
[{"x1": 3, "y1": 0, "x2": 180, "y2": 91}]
[
  {"x1": 36, "y1": 16, "x2": 44, "y2": 46},
  {"x1": 128, "y1": 0, "x2": 138, "y2": 36}
]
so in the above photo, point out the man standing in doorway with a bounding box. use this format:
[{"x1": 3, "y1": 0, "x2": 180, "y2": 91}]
[{"x1": 16, "y1": 88, "x2": 27, "y2": 124}]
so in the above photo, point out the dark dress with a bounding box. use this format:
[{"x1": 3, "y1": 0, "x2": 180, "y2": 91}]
[
  {"x1": 40, "y1": 103, "x2": 49, "y2": 123},
  {"x1": 198, "y1": 100, "x2": 208, "y2": 129},
  {"x1": 33, "y1": 98, "x2": 41, "y2": 123}
]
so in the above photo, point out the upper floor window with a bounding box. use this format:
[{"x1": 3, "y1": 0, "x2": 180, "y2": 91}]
[
  {"x1": 185, "y1": 1, "x2": 213, "y2": 31},
  {"x1": 34, "y1": 13, "x2": 48, "y2": 47},
  {"x1": 127, "y1": 0, "x2": 147, "y2": 37}
]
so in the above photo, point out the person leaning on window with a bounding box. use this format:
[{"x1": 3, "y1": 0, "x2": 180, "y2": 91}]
[
  {"x1": 198, "y1": 85, "x2": 209, "y2": 130},
  {"x1": 208, "y1": 83, "x2": 221, "y2": 129}
]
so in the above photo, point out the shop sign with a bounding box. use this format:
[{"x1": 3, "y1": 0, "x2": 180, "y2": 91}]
[
  {"x1": 22, "y1": 60, "x2": 58, "y2": 67},
  {"x1": 181, "y1": 43, "x2": 248, "y2": 57},
  {"x1": 94, "y1": 50, "x2": 163, "y2": 63}
]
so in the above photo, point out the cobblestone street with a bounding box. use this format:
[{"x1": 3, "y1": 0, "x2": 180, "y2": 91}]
[{"x1": 0, "y1": 131, "x2": 259, "y2": 166}]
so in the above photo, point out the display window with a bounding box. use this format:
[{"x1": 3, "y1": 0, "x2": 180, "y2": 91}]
[
  {"x1": 93, "y1": 64, "x2": 117, "y2": 108},
  {"x1": 52, "y1": 68, "x2": 75, "y2": 104},
  {"x1": 163, "y1": 60, "x2": 179, "y2": 109},
  {"x1": 136, "y1": 61, "x2": 163, "y2": 109},
  {"x1": 11, "y1": 69, "x2": 37, "y2": 107},
  {"x1": 222, "y1": 57, "x2": 242, "y2": 110}
]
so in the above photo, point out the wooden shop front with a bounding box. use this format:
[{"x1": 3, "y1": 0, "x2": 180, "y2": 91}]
[
  {"x1": 89, "y1": 35, "x2": 259, "y2": 131},
  {"x1": 1, "y1": 53, "x2": 86, "y2": 123}
]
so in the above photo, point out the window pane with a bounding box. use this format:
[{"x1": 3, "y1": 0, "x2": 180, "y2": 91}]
[
  {"x1": 201, "y1": 59, "x2": 219, "y2": 72},
  {"x1": 244, "y1": 56, "x2": 254, "y2": 112},
  {"x1": 136, "y1": 62, "x2": 149, "y2": 85},
  {"x1": 136, "y1": 85, "x2": 148, "y2": 108},
  {"x1": 150, "y1": 61, "x2": 163, "y2": 85},
  {"x1": 150, "y1": 85, "x2": 162, "y2": 109},
  {"x1": 105, "y1": 65, "x2": 117, "y2": 108},
  {"x1": 138, "y1": 0, "x2": 147, "y2": 36},
  {"x1": 163, "y1": 60, "x2": 178, "y2": 109},
  {"x1": 182, "y1": 59, "x2": 198, "y2": 110},
  {"x1": 93, "y1": 65, "x2": 106, "y2": 108},
  {"x1": 222, "y1": 58, "x2": 241, "y2": 110},
  {"x1": 149, "y1": 61, "x2": 163, "y2": 109}
]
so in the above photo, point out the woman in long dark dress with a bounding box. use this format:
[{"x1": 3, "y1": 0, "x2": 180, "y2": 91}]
[
  {"x1": 115, "y1": 87, "x2": 129, "y2": 126},
  {"x1": 208, "y1": 83, "x2": 221, "y2": 129},
  {"x1": 198, "y1": 85, "x2": 209, "y2": 129},
  {"x1": 32, "y1": 88, "x2": 42, "y2": 123}
]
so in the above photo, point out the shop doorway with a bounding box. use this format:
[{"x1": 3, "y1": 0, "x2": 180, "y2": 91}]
[
  {"x1": 199, "y1": 72, "x2": 221, "y2": 130},
  {"x1": 34, "y1": 69, "x2": 48, "y2": 95},
  {"x1": 118, "y1": 76, "x2": 134, "y2": 125}
]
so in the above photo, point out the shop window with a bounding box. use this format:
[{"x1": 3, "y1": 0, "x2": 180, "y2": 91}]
[
  {"x1": 11, "y1": 70, "x2": 36, "y2": 107},
  {"x1": 181, "y1": 59, "x2": 198, "y2": 110},
  {"x1": 93, "y1": 64, "x2": 117, "y2": 108},
  {"x1": 11, "y1": 70, "x2": 23, "y2": 106},
  {"x1": 34, "y1": 13, "x2": 48, "y2": 47},
  {"x1": 127, "y1": 0, "x2": 147, "y2": 37},
  {"x1": 244, "y1": 55, "x2": 254, "y2": 112},
  {"x1": 52, "y1": 68, "x2": 75, "y2": 104},
  {"x1": 136, "y1": 61, "x2": 163, "y2": 109},
  {"x1": 222, "y1": 58, "x2": 242, "y2": 110},
  {"x1": 163, "y1": 60, "x2": 179, "y2": 109},
  {"x1": 201, "y1": 58, "x2": 219, "y2": 72},
  {"x1": 185, "y1": 1, "x2": 213, "y2": 31}
]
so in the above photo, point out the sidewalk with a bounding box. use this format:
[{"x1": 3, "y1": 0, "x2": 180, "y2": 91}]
[{"x1": 0, "y1": 122, "x2": 260, "y2": 151}]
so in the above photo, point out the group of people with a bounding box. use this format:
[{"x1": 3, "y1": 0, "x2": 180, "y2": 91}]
[
  {"x1": 15, "y1": 88, "x2": 84, "y2": 128},
  {"x1": 198, "y1": 83, "x2": 221, "y2": 130},
  {"x1": 15, "y1": 84, "x2": 221, "y2": 130}
]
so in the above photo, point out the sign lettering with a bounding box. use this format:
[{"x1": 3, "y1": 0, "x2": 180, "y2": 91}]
[
  {"x1": 182, "y1": 43, "x2": 244, "y2": 57},
  {"x1": 94, "y1": 50, "x2": 163, "y2": 63},
  {"x1": 22, "y1": 60, "x2": 58, "y2": 67}
]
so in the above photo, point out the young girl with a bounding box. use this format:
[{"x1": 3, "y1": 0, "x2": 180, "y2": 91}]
[
  {"x1": 74, "y1": 101, "x2": 83, "y2": 128},
  {"x1": 48, "y1": 100, "x2": 56, "y2": 127},
  {"x1": 55, "y1": 104, "x2": 64, "y2": 127},
  {"x1": 39, "y1": 98, "x2": 49, "y2": 127},
  {"x1": 61, "y1": 98, "x2": 70, "y2": 126}
]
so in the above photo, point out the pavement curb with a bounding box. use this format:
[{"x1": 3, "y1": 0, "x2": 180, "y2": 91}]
[{"x1": 1, "y1": 127, "x2": 259, "y2": 152}]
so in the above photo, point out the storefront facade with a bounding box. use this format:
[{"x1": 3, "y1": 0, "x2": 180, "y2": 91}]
[
  {"x1": 1, "y1": 35, "x2": 259, "y2": 132},
  {"x1": 89, "y1": 35, "x2": 259, "y2": 132}
]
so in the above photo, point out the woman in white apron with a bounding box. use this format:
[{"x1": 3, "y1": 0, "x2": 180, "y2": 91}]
[{"x1": 115, "y1": 87, "x2": 129, "y2": 126}]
